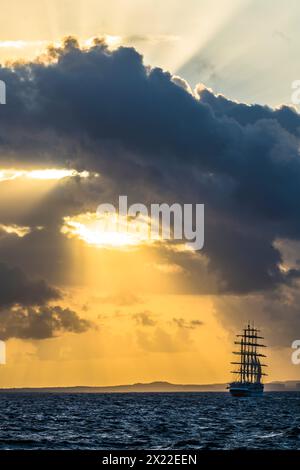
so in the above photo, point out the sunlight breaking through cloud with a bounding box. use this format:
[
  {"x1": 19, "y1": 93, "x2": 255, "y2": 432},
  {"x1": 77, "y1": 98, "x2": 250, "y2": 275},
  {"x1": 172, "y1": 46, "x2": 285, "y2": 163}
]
[
  {"x1": 61, "y1": 212, "x2": 197, "y2": 252},
  {"x1": 0, "y1": 168, "x2": 92, "y2": 182},
  {"x1": 61, "y1": 212, "x2": 153, "y2": 249},
  {"x1": 0, "y1": 224, "x2": 32, "y2": 238}
]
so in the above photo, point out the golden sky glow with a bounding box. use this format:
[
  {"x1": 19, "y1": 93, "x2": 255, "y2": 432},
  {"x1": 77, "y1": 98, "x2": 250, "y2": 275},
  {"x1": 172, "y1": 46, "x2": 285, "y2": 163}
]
[
  {"x1": 0, "y1": 149, "x2": 293, "y2": 384},
  {"x1": 0, "y1": 1, "x2": 298, "y2": 389},
  {"x1": 0, "y1": 289, "x2": 296, "y2": 388},
  {"x1": 0, "y1": 167, "x2": 295, "y2": 387}
]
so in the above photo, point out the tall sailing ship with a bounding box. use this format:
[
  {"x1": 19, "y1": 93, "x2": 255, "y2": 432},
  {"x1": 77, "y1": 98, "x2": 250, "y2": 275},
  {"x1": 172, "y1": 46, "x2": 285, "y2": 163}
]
[{"x1": 228, "y1": 323, "x2": 267, "y2": 397}]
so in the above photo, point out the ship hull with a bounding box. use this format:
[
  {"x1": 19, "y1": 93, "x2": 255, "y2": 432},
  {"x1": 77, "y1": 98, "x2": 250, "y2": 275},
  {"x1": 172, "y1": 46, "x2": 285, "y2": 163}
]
[{"x1": 229, "y1": 382, "x2": 264, "y2": 397}]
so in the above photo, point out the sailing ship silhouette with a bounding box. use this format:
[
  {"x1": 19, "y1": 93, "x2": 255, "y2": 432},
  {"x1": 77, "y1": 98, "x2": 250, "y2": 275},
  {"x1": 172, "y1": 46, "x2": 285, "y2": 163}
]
[{"x1": 228, "y1": 323, "x2": 267, "y2": 397}]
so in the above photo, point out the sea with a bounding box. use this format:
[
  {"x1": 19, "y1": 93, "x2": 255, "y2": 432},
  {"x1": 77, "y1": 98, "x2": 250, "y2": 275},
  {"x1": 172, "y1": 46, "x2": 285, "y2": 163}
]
[{"x1": 0, "y1": 392, "x2": 299, "y2": 450}]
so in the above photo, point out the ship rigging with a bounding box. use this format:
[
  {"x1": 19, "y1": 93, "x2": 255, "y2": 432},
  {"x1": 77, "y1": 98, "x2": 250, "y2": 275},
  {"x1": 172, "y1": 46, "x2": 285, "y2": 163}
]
[{"x1": 228, "y1": 323, "x2": 267, "y2": 397}]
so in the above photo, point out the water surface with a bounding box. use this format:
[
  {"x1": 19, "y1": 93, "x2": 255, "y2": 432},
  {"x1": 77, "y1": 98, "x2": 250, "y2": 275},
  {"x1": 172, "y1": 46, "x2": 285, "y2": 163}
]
[{"x1": 0, "y1": 392, "x2": 298, "y2": 449}]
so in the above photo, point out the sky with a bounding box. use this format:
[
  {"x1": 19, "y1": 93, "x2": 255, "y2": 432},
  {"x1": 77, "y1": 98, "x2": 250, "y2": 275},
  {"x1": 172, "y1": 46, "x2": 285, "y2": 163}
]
[{"x1": 0, "y1": 0, "x2": 299, "y2": 387}]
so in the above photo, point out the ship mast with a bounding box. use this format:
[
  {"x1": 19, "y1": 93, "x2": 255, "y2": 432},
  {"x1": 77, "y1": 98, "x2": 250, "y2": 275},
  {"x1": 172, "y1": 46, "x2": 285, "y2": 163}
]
[{"x1": 231, "y1": 323, "x2": 267, "y2": 383}]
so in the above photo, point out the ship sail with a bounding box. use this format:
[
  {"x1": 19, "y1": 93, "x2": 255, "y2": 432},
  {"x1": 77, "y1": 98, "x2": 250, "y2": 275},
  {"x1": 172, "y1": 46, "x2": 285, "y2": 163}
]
[
  {"x1": 256, "y1": 359, "x2": 262, "y2": 383},
  {"x1": 228, "y1": 323, "x2": 267, "y2": 397}
]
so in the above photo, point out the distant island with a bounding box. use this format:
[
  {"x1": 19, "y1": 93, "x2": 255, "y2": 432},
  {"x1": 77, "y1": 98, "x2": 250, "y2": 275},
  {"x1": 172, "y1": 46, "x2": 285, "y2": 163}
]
[{"x1": 0, "y1": 380, "x2": 299, "y2": 393}]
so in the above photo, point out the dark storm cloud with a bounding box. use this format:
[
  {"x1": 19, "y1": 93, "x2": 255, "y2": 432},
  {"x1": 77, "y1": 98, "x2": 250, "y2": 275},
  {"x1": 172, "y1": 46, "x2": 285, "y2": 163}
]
[
  {"x1": 0, "y1": 305, "x2": 91, "y2": 340},
  {"x1": 0, "y1": 169, "x2": 101, "y2": 230},
  {"x1": 0, "y1": 262, "x2": 60, "y2": 307},
  {"x1": 1, "y1": 37, "x2": 300, "y2": 298},
  {"x1": 0, "y1": 262, "x2": 92, "y2": 340},
  {"x1": 0, "y1": 228, "x2": 77, "y2": 285},
  {"x1": 197, "y1": 86, "x2": 300, "y2": 137}
]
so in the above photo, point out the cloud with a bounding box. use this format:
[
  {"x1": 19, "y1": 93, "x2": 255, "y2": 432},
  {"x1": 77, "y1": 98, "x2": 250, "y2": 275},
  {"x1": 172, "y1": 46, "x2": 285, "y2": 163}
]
[
  {"x1": 0, "y1": 305, "x2": 91, "y2": 340},
  {"x1": 1, "y1": 37, "x2": 300, "y2": 295},
  {"x1": 0, "y1": 228, "x2": 77, "y2": 285},
  {"x1": 0, "y1": 262, "x2": 92, "y2": 340},
  {"x1": 0, "y1": 224, "x2": 31, "y2": 238},
  {"x1": 196, "y1": 86, "x2": 300, "y2": 136},
  {"x1": 171, "y1": 75, "x2": 193, "y2": 95},
  {"x1": 1, "y1": 37, "x2": 300, "y2": 343},
  {"x1": 134, "y1": 311, "x2": 156, "y2": 327},
  {"x1": 0, "y1": 262, "x2": 60, "y2": 307},
  {"x1": 173, "y1": 318, "x2": 204, "y2": 329}
]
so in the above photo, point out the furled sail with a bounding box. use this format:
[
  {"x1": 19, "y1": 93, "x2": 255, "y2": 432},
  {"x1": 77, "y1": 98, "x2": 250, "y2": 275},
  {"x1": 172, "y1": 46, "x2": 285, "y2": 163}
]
[{"x1": 230, "y1": 324, "x2": 267, "y2": 384}]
